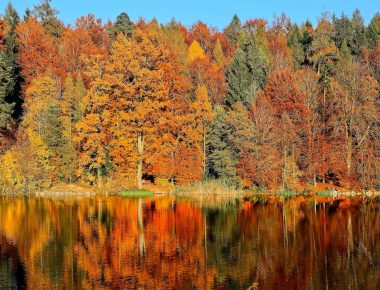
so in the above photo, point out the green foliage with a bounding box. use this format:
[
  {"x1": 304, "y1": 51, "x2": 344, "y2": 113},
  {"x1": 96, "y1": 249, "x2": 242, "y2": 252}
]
[
  {"x1": 226, "y1": 37, "x2": 269, "y2": 107},
  {"x1": 207, "y1": 106, "x2": 239, "y2": 187},
  {"x1": 339, "y1": 39, "x2": 352, "y2": 63},
  {"x1": 332, "y1": 10, "x2": 367, "y2": 56},
  {"x1": 4, "y1": 2, "x2": 20, "y2": 56},
  {"x1": 367, "y1": 13, "x2": 380, "y2": 48},
  {"x1": 108, "y1": 12, "x2": 134, "y2": 39},
  {"x1": 32, "y1": 0, "x2": 62, "y2": 37},
  {"x1": 43, "y1": 103, "x2": 64, "y2": 153},
  {"x1": 3, "y1": 2, "x2": 22, "y2": 121},
  {"x1": 245, "y1": 194, "x2": 269, "y2": 205},
  {"x1": 351, "y1": 9, "x2": 367, "y2": 55},
  {"x1": 316, "y1": 189, "x2": 337, "y2": 197},
  {"x1": 288, "y1": 25, "x2": 305, "y2": 67},
  {"x1": 160, "y1": 19, "x2": 188, "y2": 64},
  {"x1": 300, "y1": 20, "x2": 313, "y2": 54},
  {"x1": 225, "y1": 14, "x2": 241, "y2": 46},
  {"x1": 309, "y1": 22, "x2": 339, "y2": 86},
  {"x1": 74, "y1": 75, "x2": 86, "y2": 120},
  {"x1": 277, "y1": 189, "x2": 299, "y2": 199},
  {"x1": 332, "y1": 13, "x2": 353, "y2": 50},
  {"x1": 120, "y1": 189, "x2": 154, "y2": 198},
  {"x1": 0, "y1": 52, "x2": 15, "y2": 128}
]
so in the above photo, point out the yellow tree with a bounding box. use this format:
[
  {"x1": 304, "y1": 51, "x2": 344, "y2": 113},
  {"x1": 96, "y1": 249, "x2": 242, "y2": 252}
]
[
  {"x1": 191, "y1": 84, "x2": 215, "y2": 176},
  {"x1": 106, "y1": 27, "x2": 170, "y2": 189},
  {"x1": 19, "y1": 76, "x2": 61, "y2": 187},
  {"x1": 61, "y1": 74, "x2": 87, "y2": 182},
  {"x1": 75, "y1": 55, "x2": 110, "y2": 186},
  {"x1": 187, "y1": 40, "x2": 206, "y2": 63}
]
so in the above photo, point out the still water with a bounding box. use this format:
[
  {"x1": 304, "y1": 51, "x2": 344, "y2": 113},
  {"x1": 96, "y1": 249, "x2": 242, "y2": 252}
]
[{"x1": 0, "y1": 196, "x2": 378, "y2": 289}]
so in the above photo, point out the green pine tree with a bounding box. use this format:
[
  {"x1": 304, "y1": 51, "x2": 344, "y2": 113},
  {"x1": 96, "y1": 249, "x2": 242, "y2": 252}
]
[
  {"x1": 226, "y1": 37, "x2": 269, "y2": 107},
  {"x1": 3, "y1": 2, "x2": 22, "y2": 120},
  {"x1": 207, "y1": 106, "x2": 239, "y2": 186},
  {"x1": 0, "y1": 52, "x2": 15, "y2": 128},
  {"x1": 42, "y1": 103, "x2": 65, "y2": 180},
  {"x1": 367, "y1": 13, "x2": 380, "y2": 49},
  {"x1": 225, "y1": 14, "x2": 241, "y2": 46},
  {"x1": 288, "y1": 25, "x2": 305, "y2": 68},
  {"x1": 32, "y1": 0, "x2": 62, "y2": 37},
  {"x1": 108, "y1": 12, "x2": 134, "y2": 40},
  {"x1": 340, "y1": 39, "x2": 352, "y2": 63}
]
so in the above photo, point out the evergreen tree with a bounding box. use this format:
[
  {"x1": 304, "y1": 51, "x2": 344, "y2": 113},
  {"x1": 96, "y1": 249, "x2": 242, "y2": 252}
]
[
  {"x1": 32, "y1": 0, "x2": 62, "y2": 37},
  {"x1": 43, "y1": 103, "x2": 67, "y2": 180},
  {"x1": 351, "y1": 9, "x2": 367, "y2": 55},
  {"x1": 332, "y1": 13, "x2": 353, "y2": 50},
  {"x1": 108, "y1": 12, "x2": 134, "y2": 40},
  {"x1": 224, "y1": 14, "x2": 241, "y2": 46},
  {"x1": 4, "y1": 2, "x2": 20, "y2": 57},
  {"x1": 300, "y1": 20, "x2": 313, "y2": 56},
  {"x1": 73, "y1": 74, "x2": 86, "y2": 123},
  {"x1": 367, "y1": 13, "x2": 380, "y2": 48},
  {"x1": 288, "y1": 24, "x2": 305, "y2": 67},
  {"x1": 207, "y1": 106, "x2": 238, "y2": 186},
  {"x1": 226, "y1": 36, "x2": 269, "y2": 107},
  {"x1": 23, "y1": 8, "x2": 32, "y2": 21},
  {"x1": 340, "y1": 39, "x2": 352, "y2": 63},
  {"x1": 213, "y1": 38, "x2": 225, "y2": 66},
  {"x1": 43, "y1": 103, "x2": 64, "y2": 153},
  {"x1": 0, "y1": 52, "x2": 15, "y2": 128},
  {"x1": 4, "y1": 3, "x2": 22, "y2": 119}
]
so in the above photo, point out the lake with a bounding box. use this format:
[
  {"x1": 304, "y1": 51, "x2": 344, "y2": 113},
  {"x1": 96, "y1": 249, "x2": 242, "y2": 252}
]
[{"x1": 0, "y1": 195, "x2": 379, "y2": 289}]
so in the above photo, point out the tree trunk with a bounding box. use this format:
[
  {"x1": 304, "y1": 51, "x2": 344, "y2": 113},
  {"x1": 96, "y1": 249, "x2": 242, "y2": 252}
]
[
  {"x1": 97, "y1": 167, "x2": 103, "y2": 188},
  {"x1": 203, "y1": 129, "x2": 206, "y2": 177},
  {"x1": 282, "y1": 145, "x2": 286, "y2": 189},
  {"x1": 292, "y1": 143, "x2": 296, "y2": 180},
  {"x1": 138, "y1": 198, "x2": 145, "y2": 257},
  {"x1": 346, "y1": 135, "x2": 352, "y2": 178},
  {"x1": 137, "y1": 133, "x2": 144, "y2": 190}
]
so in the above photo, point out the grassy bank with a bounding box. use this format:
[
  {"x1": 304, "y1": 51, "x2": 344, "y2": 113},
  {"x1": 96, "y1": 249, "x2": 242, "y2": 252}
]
[
  {"x1": 120, "y1": 189, "x2": 154, "y2": 198},
  {"x1": 175, "y1": 180, "x2": 242, "y2": 195}
]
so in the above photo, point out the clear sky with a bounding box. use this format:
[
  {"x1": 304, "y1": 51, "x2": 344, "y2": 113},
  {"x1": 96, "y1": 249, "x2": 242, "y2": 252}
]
[{"x1": 1, "y1": 0, "x2": 379, "y2": 30}]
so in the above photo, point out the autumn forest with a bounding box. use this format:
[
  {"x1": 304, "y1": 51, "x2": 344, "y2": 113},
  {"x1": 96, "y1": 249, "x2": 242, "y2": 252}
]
[{"x1": 0, "y1": 0, "x2": 379, "y2": 193}]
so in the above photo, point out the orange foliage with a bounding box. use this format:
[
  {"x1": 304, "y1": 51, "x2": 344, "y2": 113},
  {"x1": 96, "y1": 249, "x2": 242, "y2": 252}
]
[
  {"x1": 188, "y1": 57, "x2": 227, "y2": 104},
  {"x1": 75, "y1": 14, "x2": 110, "y2": 49},
  {"x1": 60, "y1": 28, "x2": 103, "y2": 73},
  {"x1": 16, "y1": 18, "x2": 62, "y2": 84}
]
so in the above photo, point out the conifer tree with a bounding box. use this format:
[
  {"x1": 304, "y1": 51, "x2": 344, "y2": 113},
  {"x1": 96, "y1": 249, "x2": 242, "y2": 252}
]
[
  {"x1": 32, "y1": 0, "x2": 62, "y2": 37},
  {"x1": 0, "y1": 52, "x2": 14, "y2": 128},
  {"x1": 188, "y1": 40, "x2": 206, "y2": 62},
  {"x1": 226, "y1": 37, "x2": 269, "y2": 107},
  {"x1": 4, "y1": 2, "x2": 22, "y2": 119},
  {"x1": 224, "y1": 14, "x2": 241, "y2": 46},
  {"x1": 108, "y1": 12, "x2": 134, "y2": 40},
  {"x1": 207, "y1": 106, "x2": 238, "y2": 186},
  {"x1": 213, "y1": 38, "x2": 225, "y2": 66},
  {"x1": 367, "y1": 13, "x2": 380, "y2": 48}
]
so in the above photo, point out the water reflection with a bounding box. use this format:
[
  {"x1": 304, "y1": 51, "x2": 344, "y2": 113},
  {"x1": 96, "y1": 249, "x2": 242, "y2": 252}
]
[{"x1": 0, "y1": 196, "x2": 378, "y2": 289}]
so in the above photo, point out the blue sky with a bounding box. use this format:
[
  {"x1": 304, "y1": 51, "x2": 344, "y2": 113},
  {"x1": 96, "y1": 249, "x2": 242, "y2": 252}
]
[{"x1": 1, "y1": 0, "x2": 379, "y2": 29}]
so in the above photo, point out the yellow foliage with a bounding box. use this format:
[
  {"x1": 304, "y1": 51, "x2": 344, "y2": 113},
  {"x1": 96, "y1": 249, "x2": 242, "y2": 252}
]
[
  {"x1": 0, "y1": 150, "x2": 23, "y2": 192},
  {"x1": 23, "y1": 76, "x2": 60, "y2": 135},
  {"x1": 187, "y1": 40, "x2": 206, "y2": 62}
]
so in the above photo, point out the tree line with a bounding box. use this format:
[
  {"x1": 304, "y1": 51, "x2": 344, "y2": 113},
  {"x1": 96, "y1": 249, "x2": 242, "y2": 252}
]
[{"x1": 0, "y1": 0, "x2": 379, "y2": 191}]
